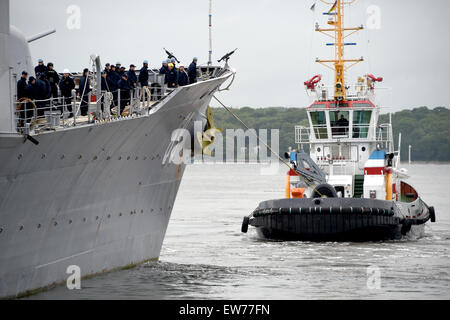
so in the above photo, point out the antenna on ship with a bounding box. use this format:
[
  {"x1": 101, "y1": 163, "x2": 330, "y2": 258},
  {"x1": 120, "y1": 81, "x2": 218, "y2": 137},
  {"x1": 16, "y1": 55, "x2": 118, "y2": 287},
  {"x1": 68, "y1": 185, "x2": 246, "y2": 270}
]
[
  {"x1": 163, "y1": 48, "x2": 180, "y2": 63},
  {"x1": 315, "y1": 0, "x2": 364, "y2": 101},
  {"x1": 208, "y1": 0, "x2": 213, "y2": 66}
]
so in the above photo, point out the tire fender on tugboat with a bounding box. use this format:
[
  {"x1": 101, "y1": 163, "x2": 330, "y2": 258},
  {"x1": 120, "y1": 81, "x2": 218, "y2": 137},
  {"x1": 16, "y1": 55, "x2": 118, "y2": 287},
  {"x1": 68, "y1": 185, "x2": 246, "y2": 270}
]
[
  {"x1": 312, "y1": 184, "x2": 338, "y2": 198},
  {"x1": 429, "y1": 206, "x2": 436, "y2": 223},
  {"x1": 401, "y1": 220, "x2": 413, "y2": 235},
  {"x1": 241, "y1": 216, "x2": 249, "y2": 233}
]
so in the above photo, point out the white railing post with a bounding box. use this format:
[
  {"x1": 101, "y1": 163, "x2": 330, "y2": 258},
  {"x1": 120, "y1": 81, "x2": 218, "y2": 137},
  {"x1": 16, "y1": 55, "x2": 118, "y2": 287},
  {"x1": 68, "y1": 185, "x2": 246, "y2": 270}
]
[
  {"x1": 72, "y1": 90, "x2": 77, "y2": 126},
  {"x1": 117, "y1": 89, "x2": 121, "y2": 116}
]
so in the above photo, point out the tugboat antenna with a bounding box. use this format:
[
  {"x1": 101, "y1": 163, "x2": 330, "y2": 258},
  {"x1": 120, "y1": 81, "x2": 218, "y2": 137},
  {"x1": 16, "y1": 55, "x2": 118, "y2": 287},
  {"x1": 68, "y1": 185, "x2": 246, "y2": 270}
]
[{"x1": 315, "y1": 0, "x2": 363, "y2": 100}]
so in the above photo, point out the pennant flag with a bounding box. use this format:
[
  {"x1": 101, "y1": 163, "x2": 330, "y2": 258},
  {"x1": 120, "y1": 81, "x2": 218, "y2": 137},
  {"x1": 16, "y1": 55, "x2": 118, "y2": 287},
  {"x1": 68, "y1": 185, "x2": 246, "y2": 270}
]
[
  {"x1": 328, "y1": 1, "x2": 337, "y2": 13},
  {"x1": 310, "y1": 2, "x2": 316, "y2": 11}
]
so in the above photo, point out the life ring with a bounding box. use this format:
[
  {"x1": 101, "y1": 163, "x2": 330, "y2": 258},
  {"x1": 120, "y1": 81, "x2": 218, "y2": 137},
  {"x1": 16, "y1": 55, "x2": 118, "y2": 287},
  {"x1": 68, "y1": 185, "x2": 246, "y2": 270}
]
[
  {"x1": 16, "y1": 97, "x2": 38, "y2": 119},
  {"x1": 15, "y1": 98, "x2": 39, "y2": 132},
  {"x1": 366, "y1": 74, "x2": 383, "y2": 82},
  {"x1": 241, "y1": 216, "x2": 249, "y2": 233},
  {"x1": 312, "y1": 184, "x2": 338, "y2": 198},
  {"x1": 304, "y1": 74, "x2": 322, "y2": 90}
]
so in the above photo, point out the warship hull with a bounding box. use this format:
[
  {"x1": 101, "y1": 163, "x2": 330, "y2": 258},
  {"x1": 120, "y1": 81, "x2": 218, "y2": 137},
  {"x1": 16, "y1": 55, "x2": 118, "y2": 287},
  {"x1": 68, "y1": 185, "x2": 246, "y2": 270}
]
[{"x1": 0, "y1": 74, "x2": 230, "y2": 298}]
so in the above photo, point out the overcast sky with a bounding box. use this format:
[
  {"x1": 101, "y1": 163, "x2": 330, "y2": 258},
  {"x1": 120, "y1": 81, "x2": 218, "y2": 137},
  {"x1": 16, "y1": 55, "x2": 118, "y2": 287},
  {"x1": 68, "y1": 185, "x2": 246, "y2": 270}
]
[{"x1": 10, "y1": 0, "x2": 450, "y2": 111}]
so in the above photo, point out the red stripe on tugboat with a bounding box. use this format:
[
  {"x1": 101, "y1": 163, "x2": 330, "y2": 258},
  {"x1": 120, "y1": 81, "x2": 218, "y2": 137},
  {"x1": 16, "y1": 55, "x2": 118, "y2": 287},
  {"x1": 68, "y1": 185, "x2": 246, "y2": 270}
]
[{"x1": 364, "y1": 167, "x2": 385, "y2": 175}]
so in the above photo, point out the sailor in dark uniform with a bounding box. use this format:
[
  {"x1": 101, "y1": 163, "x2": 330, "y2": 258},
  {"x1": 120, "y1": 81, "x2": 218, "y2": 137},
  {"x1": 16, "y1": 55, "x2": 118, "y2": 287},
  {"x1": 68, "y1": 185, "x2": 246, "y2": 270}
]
[
  {"x1": 79, "y1": 68, "x2": 91, "y2": 116},
  {"x1": 17, "y1": 71, "x2": 28, "y2": 123},
  {"x1": 164, "y1": 63, "x2": 178, "y2": 88},
  {"x1": 117, "y1": 73, "x2": 131, "y2": 114},
  {"x1": 107, "y1": 65, "x2": 120, "y2": 106},
  {"x1": 34, "y1": 58, "x2": 47, "y2": 75},
  {"x1": 58, "y1": 69, "x2": 75, "y2": 117},
  {"x1": 177, "y1": 65, "x2": 189, "y2": 87},
  {"x1": 159, "y1": 60, "x2": 169, "y2": 75},
  {"x1": 45, "y1": 62, "x2": 60, "y2": 98},
  {"x1": 17, "y1": 71, "x2": 28, "y2": 100},
  {"x1": 104, "y1": 63, "x2": 111, "y2": 73},
  {"x1": 127, "y1": 64, "x2": 137, "y2": 91},
  {"x1": 24, "y1": 77, "x2": 37, "y2": 121},
  {"x1": 188, "y1": 57, "x2": 198, "y2": 84},
  {"x1": 139, "y1": 60, "x2": 149, "y2": 87},
  {"x1": 36, "y1": 72, "x2": 51, "y2": 116}
]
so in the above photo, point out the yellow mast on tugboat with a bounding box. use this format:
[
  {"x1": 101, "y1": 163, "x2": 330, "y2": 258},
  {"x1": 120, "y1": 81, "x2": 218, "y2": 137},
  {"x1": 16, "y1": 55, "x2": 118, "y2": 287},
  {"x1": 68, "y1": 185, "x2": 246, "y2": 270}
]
[{"x1": 315, "y1": 0, "x2": 364, "y2": 100}]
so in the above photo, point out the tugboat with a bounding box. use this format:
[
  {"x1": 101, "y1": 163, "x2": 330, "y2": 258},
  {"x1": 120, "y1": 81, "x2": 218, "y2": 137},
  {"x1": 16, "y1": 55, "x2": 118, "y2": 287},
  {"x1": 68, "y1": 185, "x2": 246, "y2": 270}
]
[{"x1": 241, "y1": 0, "x2": 436, "y2": 241}]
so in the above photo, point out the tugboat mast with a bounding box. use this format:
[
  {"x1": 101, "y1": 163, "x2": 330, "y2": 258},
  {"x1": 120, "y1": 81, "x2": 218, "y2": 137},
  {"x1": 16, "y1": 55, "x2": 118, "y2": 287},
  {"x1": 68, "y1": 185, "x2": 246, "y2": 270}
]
[{"x1": 315, "y1": 0, "x2": 364, "y2": 100}]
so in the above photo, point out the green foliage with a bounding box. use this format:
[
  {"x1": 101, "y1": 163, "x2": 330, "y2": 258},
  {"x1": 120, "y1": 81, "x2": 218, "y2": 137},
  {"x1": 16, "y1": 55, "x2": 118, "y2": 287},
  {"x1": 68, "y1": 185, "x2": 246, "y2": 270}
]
[
  {"x1": 379, "y1": 106, "x2": 450, "y2": 161},
  {"x1": 212, "y1": 106, "x2": 450, "y2": 162}
]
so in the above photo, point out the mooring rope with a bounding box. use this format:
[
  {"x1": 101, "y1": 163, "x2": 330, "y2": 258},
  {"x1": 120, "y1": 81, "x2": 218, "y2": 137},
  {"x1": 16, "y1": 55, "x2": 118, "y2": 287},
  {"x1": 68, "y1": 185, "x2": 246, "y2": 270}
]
[{"x1": 212, "y1": 95, "x2": 323, "y2": 197}]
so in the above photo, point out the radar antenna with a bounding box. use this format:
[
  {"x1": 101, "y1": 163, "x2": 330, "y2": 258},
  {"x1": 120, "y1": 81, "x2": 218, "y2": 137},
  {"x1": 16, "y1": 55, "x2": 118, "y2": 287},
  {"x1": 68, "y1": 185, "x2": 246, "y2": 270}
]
[
  {"x1": 163, "y1": 48, "x2": 180, "y2": 63},
  {"x1": 217, "y1": 48, "x2": 237, "y2": 66}
]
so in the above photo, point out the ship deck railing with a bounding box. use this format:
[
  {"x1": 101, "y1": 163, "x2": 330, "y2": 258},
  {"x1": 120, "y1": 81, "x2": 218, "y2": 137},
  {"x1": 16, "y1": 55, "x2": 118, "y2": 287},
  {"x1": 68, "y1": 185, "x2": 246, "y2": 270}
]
[
  {"x1": 320, "y1": 160, "x2": 360, "y2": 177},
  {"x1": 12, "y1": 67, "x2": 228, "y2": 136},
  {"x1": 14, "y1": 86, "x2": 166, "y2": 135},
  {"x1": 295, "y1": 123, "x2": 392, "y2": 145}
]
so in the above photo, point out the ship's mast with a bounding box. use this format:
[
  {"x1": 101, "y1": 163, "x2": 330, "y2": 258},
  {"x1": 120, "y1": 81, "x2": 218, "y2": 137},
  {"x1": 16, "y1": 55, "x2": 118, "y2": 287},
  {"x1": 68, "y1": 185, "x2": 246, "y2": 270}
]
[
  {"x1": 315, "y1": 0, "x2": 363, "y2": 100},
  {"x1": 208, "y1": 0, "x2": 213, "y2": 66}
]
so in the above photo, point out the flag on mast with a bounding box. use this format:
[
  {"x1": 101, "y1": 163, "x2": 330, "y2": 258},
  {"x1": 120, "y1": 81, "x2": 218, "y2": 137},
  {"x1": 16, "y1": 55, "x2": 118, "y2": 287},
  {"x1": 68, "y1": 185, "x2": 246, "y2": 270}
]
[
  {"x1": 328, "y1": 1, "x2": 337, "y2": 13},
  {"x1": 310, "y1": 2, "x2": 316, "y2": 11}
]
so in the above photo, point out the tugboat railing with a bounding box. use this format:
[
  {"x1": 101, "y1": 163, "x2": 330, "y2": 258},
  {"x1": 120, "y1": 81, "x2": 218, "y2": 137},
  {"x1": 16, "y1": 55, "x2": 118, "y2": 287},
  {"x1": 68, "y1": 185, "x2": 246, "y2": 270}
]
[
  {"x1": 306, "y1": 84, "x2": 377, "y2": 103},
  {"x1": 295, "y1": 123, "x2": 392, "y2": 145}
]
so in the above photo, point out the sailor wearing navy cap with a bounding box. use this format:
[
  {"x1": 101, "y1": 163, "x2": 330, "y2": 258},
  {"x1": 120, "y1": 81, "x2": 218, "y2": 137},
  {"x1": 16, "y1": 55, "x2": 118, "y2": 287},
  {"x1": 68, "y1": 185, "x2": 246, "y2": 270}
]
[
  {"x1": 17, "y1": 71, "x2": 28, "y2": 100},
  {"x1": 117, "y1": 73, "x2": 131, "y2": 113},
  {"x1": 34, "y1": 58, "x2": 47, "y2": 75},
  {"x1": 139, "y1": 60, "x2": 149, "y2": 87},
  {"x1": 79, "y1": 68, "x2": 91, "y2": 116},
  {"x1": 45, "y1": 62, "x2": 60, "y2": 98},
  {"x1": 159, "y1": 59, "x2": 169, "y2": 75},
  {"x1": 127, "y1": 64, "x2": 137, "y2": 90},
  {"x1": 188, "y1": 57, "x2": 198, "y2": 84},
  {"x1": 104, "y1": 63, "x2": 111, "y2": 73}
]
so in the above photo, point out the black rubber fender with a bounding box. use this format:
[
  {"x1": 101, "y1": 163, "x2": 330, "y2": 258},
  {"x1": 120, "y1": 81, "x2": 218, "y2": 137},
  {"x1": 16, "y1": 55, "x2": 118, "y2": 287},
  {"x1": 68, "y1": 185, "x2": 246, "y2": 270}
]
[
  {"x1": 241, "y1": 216, "x2": 249, "y2": 233},
  {"x1": 429, "y1": 206, "x2": 436, "y2": 223},
  {"x1": 312, "y1": 184, "x2": 338, "y2": 198},
  {"x1": 401, "y1": 220, "x2": 412, "y2": 235}
]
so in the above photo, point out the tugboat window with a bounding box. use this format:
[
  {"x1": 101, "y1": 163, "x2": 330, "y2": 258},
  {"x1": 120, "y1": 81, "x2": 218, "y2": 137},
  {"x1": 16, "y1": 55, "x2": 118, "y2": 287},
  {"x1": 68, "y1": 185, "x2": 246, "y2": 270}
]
[
  {"x1": 330, "y1": 111, "x2": 349, "y2": 138},
  {"x1": 353, "y1": 110, "x2": 372, "y2": 138},
  {"x1": 310, "y1": 111, "x2": 328, "y2": 139},
  {"x1": 310, "y1": 103, "x2": 327, "y2": 108}
]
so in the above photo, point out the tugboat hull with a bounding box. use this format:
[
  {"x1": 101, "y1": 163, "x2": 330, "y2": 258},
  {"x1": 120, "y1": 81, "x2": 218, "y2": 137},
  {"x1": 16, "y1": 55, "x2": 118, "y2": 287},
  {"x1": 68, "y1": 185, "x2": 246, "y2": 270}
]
[{"x1": 244, "y1": 198, "x2": 431, "y2": 241}]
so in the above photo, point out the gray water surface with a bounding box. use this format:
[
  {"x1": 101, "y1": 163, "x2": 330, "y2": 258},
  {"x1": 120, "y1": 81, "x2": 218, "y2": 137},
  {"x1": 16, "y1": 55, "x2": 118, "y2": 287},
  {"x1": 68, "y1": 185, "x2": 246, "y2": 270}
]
[{"x1": 28, "y1": 163, "x2": 450, "y2": 299}]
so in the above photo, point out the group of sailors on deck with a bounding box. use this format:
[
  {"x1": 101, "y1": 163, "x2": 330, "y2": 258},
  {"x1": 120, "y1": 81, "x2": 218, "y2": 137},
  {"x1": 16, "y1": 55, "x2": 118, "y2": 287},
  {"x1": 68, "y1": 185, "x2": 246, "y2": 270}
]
[{"x1": 16, "y1": 57, "x2": 200, "y2": 120}]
